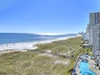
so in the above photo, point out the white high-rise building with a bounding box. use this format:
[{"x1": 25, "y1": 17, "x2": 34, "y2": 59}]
[
  {"x1": 89, "y1": 12, "x2": 100, "y2": 52},
  {"x1": 86, "y1": 12, "x2": 100, "y2": 52},
  {"x1": 92, "y1": 23, "x2": 100, "y2": 52},
  {"x1": 87, "y1": 24, "x2": 92, "y2": 45},
  {"x1": 86, "y1": 12, "x2": 100, "y2": 69}
]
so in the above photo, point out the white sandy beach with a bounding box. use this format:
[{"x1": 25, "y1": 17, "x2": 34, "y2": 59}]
[{"x1": 0, "y1": 35, "x2": 81, "y2": 53}]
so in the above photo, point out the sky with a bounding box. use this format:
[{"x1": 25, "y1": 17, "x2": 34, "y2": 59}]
[{"x1": 0, "y1": 0, "x2": 100, "y2": 34}]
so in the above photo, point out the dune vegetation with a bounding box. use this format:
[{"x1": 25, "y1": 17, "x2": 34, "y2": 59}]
[{"x1": 0, "y1": 36, "x2": 91, "y2": 75}]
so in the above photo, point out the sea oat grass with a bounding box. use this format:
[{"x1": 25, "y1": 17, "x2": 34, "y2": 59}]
[{"x1": 0, "y1": 36, "x2": 91, "y2": 75}]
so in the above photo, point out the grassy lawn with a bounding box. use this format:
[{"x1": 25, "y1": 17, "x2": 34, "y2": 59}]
[{"x1": 0, "y1": 36, "x2": 91, "y2": 75}]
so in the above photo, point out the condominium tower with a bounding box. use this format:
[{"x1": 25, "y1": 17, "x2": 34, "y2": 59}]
[
  {"x1": 86, "y1": 12, "x2": 100, "y2": 69},
  {"x1": 90, "y1": 12, "x2": 100, "y2": 53}
]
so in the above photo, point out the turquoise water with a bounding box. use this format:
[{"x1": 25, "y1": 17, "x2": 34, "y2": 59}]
[
  {"x1": 0, "y1": 33, "x2": 77, "y2": 44},
  {"x1": 79, "y1": 59, "x2": 97, "y2": 75}
]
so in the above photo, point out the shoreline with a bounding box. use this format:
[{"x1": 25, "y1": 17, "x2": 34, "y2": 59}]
[{"x1": 0, "y1": 34, "x2": 81, "y2": 53}]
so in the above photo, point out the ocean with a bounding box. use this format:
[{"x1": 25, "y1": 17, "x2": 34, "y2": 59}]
[{"x1": 0, "y1": 33, "x2": 77, "y2": 45}]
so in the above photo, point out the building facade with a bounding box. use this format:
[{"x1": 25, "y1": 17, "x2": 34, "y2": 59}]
[
  {"x1": 90, "y1": 12, "x2": 100, "y2": 53},
  {"x1": 86, "y1": 12, "x2": 100, "y2": 69},
  {"x1": 87, "y1": 12, "x2": 100, "y2": 52},
  {"x1": 89, "y1": 12, "x2": 100, "y2": 25},
  {"x1": 86, "y1": 24, "x2": 92, "y2": 45},
  {"x1": 92, "y1": 23, "x2": 100, "y2": 53}
]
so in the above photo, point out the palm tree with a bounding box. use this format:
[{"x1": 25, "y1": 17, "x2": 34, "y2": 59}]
[
  {"x1": 83, "y1": 51, "x2": 85, "y2": 54},
  {"x1": 71, "y1": 51, "x2": 73, "y2": 57},
  {"x1": 70, "y1": 48, "x2": 72, "y2": 50},
  {"x1": 86, "y1": 49, "x2": 89, "y2": 54},
  {"x1": 73, "y1": 50, "x2": 75, "y2": 53},
  {"x1": 68, "y1": 68, "x2": 74, "y2": 73}
]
